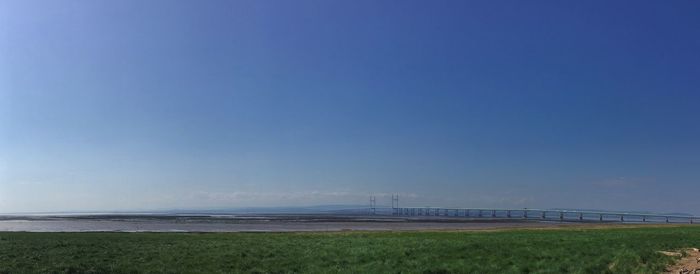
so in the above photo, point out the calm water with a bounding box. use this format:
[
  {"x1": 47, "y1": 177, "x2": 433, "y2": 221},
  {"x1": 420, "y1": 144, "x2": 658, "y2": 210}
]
[{"x1": 0, "y1": 215, "x2": 561, "y2": 232}]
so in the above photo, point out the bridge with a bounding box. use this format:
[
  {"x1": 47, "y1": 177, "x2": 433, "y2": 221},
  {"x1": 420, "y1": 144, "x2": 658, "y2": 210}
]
[
  {"x1": 368, "y1": 195, "x2": 699, "y2": 224},
  {"x1": 389, "y1": 207, "x2": 697, "y2": 224}
]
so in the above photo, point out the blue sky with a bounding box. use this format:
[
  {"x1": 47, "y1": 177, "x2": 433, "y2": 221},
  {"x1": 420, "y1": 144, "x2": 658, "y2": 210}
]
[{"x1": 1, "y1": 1, "x2": 699, "y2": 213}]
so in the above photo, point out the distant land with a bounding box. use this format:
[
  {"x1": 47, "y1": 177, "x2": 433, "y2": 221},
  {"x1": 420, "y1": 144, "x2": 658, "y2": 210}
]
[{"x1": 1, "y1": 205, "x2": 694, "y2": 217}]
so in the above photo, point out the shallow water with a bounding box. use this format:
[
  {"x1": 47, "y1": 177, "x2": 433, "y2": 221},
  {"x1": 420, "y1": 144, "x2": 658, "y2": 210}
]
[{"x1": 0, "y1": 215, "x2": 562, "y2": 232}]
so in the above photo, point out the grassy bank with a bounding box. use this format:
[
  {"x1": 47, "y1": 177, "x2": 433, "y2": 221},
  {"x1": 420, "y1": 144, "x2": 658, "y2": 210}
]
[{"x1": 1, "y1": 226, "x2": 699, "y2": 273}]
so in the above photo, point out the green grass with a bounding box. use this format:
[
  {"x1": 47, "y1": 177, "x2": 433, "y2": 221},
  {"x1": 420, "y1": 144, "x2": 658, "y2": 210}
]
[{"x1": 1, "y1": 226, "x2": 699, "y2": 273}]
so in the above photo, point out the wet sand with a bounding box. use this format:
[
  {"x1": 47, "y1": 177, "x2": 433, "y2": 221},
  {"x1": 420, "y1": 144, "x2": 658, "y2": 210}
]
[{"x1": 0, "y1": 214, "x2": 585, "y2": 232}]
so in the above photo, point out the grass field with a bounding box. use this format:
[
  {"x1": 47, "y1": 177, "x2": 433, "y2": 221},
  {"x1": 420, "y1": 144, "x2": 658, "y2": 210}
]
[{"x1": 1, "y1": 226, "x2": 699, "y2": 273}]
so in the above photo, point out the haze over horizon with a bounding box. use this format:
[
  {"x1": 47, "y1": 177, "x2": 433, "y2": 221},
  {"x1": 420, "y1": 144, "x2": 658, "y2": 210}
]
[{"x1": 1, "y1": 1, "x2": 699, "y2": 214}]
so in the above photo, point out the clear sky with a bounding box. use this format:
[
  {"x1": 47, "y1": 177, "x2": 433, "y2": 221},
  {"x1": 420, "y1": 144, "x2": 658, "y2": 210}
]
[{"x1": 1, "y1": 1, "x2": 699, "y2": 213}]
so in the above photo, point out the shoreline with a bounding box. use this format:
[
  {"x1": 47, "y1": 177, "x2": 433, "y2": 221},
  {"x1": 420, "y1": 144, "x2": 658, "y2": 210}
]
[{"x1": 0, "y1": 214, "x2": 689, "y2": 232}]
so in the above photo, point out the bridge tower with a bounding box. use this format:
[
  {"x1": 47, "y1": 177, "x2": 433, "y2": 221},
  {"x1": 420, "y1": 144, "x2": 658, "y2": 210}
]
[{"x1": 391, "y1": 194, "x2": 399, "y2": 215}]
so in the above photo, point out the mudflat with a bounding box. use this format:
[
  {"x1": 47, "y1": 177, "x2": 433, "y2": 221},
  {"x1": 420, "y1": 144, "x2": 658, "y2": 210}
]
[{"x1": 0, "y1": 214, "x2": 603, "y2": 232}]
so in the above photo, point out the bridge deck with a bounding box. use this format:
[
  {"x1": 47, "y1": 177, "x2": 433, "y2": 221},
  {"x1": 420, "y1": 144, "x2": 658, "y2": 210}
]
[{"x1": 374, "y1": 207, "x2": 698, "y2": 224}]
